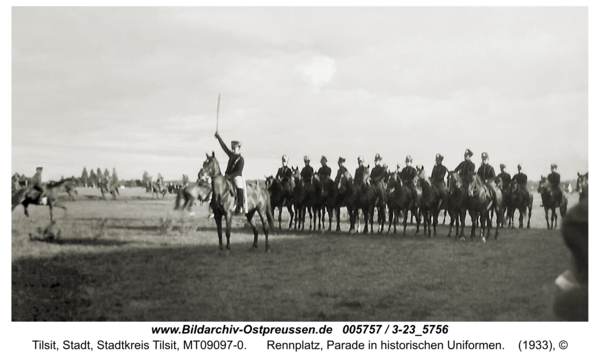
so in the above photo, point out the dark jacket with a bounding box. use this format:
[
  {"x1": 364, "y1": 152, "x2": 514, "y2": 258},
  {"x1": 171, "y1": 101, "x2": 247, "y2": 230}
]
[
  {"x1": 477, "y1": 163, "x2": 496, "y2": 181},
  {"x1": 455, "y1": 160, "x2": 475, "y2": 177},
  {"x1": 400, "y1": 166, "x2": 417, "y2": 184},
  {"x1": 431, "y1": 164, "x2": 447, "y2": 183},
  {"x1": 512, "y1": 173, "x2": 528, "y2": 186},
  {"x1": 216, "y1": 136, "x2": 244, "y2": 177},
  {"x1": 318, "y1": 165, "x2": 332, "y2": 179},
  {"x1": 370, "y1": 165, "x2": 385, "y2": 183},
  {"x1": 276, "y1": 166, "x2": 293, "y2": 182},
  {"x1": 301, "y1": 165, "x2": 314, "y2": 183},
  {"x1": 548, "y1": 172, "x2": 561, "y2": 187}
]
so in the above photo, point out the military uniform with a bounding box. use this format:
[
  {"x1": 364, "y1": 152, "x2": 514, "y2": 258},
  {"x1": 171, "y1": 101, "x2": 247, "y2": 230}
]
[
  {"x1": 317, "y1": 157, "x2": 332, "y2": 180},
  {"x1": 276, "y1": 165, "x2": 293, "y2": 183},
  {"x1": 476, "y1": 153, "x2": 499, "y2": 203},
  {"x1": 497, "y1": 164, "x2": 512, "y2": 192},
  {"x1": 548, "y1": 164, "x2": 563, "y2": 204},
  {"x1": 371, "y1": 154, "x2": 386, "y2": 204},
  {"x1": 512, "y1": 166, "x2": 529, "y2": 199},
  {"x1": 354, "y1": 156, "x2": 368, "y2": 186},
  {"x1": 335, "y1": 161, "x2": 350, "y2": 185},
  {"x1": 400, "y1": 156, "x2": 418, "y2": 204},
  {"x1": 431, "y1": 154, "x2": 448, "y2": 201},
  {"x1": 216, "y1": 133, "x2": 246, "y2": 214},
  {"x1": 300, "y1": 157, "x2": 314, "y2": 184}
]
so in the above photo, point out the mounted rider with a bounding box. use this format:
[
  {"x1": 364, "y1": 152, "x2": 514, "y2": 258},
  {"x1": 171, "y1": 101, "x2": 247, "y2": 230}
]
[
  {"x1": 276, "y1": 155, "x2": 294, "y2": 191},
  {"x1": 548, "y1": 163, "x2": 563, "y2": 206},
  {"x1": 370, "y1": 154, "x2": 386, "y2": 206},
  {"x1": 215, "y1": 132, "x2": 246, "y2": 214},
  {"x1": 400, "y1": 156, "x2": 418, "y2": 206},
  {"x1": 28, "y1": 167, "x2": 45, "y2": 204},
  {"x1": 354, "y1": 156, "x2": 368, "y2": 187},
  {"x1": 317, "y1": 156, "x2": 332, "y2": 181},
  {"x1": 512, "y1": 164, "x2": 529, "y2": 200},
  {"x1": 476, "y1": 152, "x2": 498, "y2": 203},
  {"x1": 497, "y1": 164, "x2": 512, "y2": 192},
  {"x1": 430, "y1": 153, "x2": 448, "y2": 207},
  {"x1": 454, "y1": 149, "x2": 476, "y2": 186},
  {"x1": 300, "y1": 156, "x2": 314, "y2": 185},
  {"x1": 334, "y1": 157, "x2": 351, "y2": 189}
]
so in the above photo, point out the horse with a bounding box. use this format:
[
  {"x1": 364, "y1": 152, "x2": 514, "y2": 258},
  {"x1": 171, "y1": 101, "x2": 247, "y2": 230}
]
[
  {"x1": 332, "y1": 170, "x2": 355, "y2": 232},
  {"x1": 290, "y1": 167, "x2": 314, "y2": 231},
  {"x1": 174, "y1": 179, "x2": 212, "y2": 214},
  {"x1": 466, "y1": 174, "x2": 505, "y2": 241},
  {"x1": 538, "y1": 176, "x2": 568, "y2": 229},
  {"x1": 385, "y1": 172, "x2": 411, "y2": 235},
  {"x1": 99, "y1": 182, "x2": 119, "y2": 200},
  {"x1": 507, "y1": 181, "x2": 533, "y2": 229},
  {"x1": 199, "y1": 152, "x2": 273, "y2": 254},
  {"x1": 265, "y1": 175, "x2": 295, "y2": 230},
  {"x1": 416, "y1": 170, "x2": 442, "y2": 237},
  {"x1": 446, "y1": 171, "x2": 472, "y2": 240},
  {"x1": 312, "y1": 175, "x2": 337, "y2": 231},
  {"x1": 350, "y1": 165, "x2": 381, "y2": 234},
  {"x1": 151, "y1": 182, "x2": 166, "y2": 199},
  {"x1": 11, "y1": 178, "x2": 76, "y2": 222},
  {"x1": 576, "y1": 172, "x2": 588, "y2": 202}
]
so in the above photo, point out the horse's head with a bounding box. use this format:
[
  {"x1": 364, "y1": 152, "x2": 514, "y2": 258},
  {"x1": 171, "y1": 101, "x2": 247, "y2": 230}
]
[
  {"x1": 538, "y1": 176, "x2": 548, "y2": 193},
  {"x1": 200, "y1": 152, "x2": 221, "y2": 178},
  {"x1": 577, "y1": 172, "x2": 588, "y2": 199},
  {"x1": 466, "y1": 174, "x2": 482, "y2": 197}
]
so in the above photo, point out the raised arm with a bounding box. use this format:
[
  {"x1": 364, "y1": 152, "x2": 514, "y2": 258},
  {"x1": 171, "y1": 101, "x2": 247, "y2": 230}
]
[{"x1": 215, "y1": 132, "x2": 233, "y2": 157}]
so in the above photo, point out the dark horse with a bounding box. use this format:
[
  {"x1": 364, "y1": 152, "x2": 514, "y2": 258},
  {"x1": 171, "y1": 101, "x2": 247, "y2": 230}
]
[
  {"x1": 291, "y1": 167, "x2": 315, "y2": 231},
  {"x1": 351, "y1": 166, "x2": 380, "y2": 234},
  {"x1": 311, "y1": 174, "x2": 337, "y2": 231},
  {"x1": 174, "y1": 179, "x2": 212, "y2": 213},
  {"x1": 12, "y1": 178, "x2": 76, "y2": 222},
  {"x1": 446, "y1": 171, "x2": 471, "y2": 240},
  {"x1": 151, "y1": 182, "x2": 166, "y2": 199},
  {"x1": 507, "y1": 181, "x2": 533, "y2": 229},
  {"x1": 333, "y1": 169, "x2": 354, "y2": 232},
  {"x1": 576, "y1": 172, "x2": 588, "y2": 202},
  {"x1": 416, "y1": 170, "x2": 443, "y2": 237},
  {"x1": 100, "y1": 182, "x2": 119, "y2": 200},
  {"x1": 199, "y1": 152, "x2": 273, "y2": 254},
  {"x1": 538, "y1": 176, "x2": 568, "y2": 230},
  {"x1": 467, "y1": 174, "x2": 505, "y2": 241},
  {"x1": 265, "y1": 175, "x2": 295, "y2": 230},
  {"x1": 385, "y1": 172, "x2": 412, "y2": 235}
]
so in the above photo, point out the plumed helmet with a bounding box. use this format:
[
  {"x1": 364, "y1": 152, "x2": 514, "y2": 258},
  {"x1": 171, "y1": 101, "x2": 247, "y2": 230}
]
[
  {"x1": 231, "y1": 141, "x2": 242, "y2": 149},
  {"x1": 551, "y1": 163, "x2": 558, "y2": 170},
  {"x1": 375, "y1": 153, "x2": 382, "y2": 161},
  {"x1": 436, "y1": 153, "x2": 444, "y2": 162},
  {"x1": 517, "y1": 164, "x2": 522, "y2": 170},
  {"x1": 338, "y1": 157, "x2": 346, "y2": 163},
  {"x1": 304, "y1": 156, "x2": 310, "y2": 162},
  {"x1": 358, "y1": 156, "x2": 364, "y2": 163},
  {"x1": 481, "y1": 152, "x2": 489, "y2": 160},
  {"x1": 282, "y1": 155, "x2": 288, "y2": 161},
  {"x1": 500, "y1": 163, "x2": 506, "y2": 169},
  {"x1": 321, "y1": 156, "x2": 327, "y2": 162},
  {"x1": 406, "y1": 155, "x2": 412, "y2": 163},
  {"x1": 465, "y1": 149, "x2": 473, "y2": 157}
]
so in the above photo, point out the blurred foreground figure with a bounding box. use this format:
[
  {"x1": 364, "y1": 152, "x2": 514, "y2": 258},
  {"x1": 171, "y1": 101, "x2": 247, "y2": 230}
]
[{"x1": 550, "y1": 198, "x2": 588, "y2": 321}]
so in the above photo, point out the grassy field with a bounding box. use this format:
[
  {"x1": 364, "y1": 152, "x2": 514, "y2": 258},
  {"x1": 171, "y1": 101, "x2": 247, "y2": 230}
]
[{"x1": 11, "y1": 187, "x2": 580, "y2": 321}]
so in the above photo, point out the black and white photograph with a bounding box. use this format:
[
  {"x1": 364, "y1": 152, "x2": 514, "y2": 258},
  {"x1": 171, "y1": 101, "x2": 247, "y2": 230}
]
[{"x1": 7, "y1": 2, "x2": 595, "y2": 357}]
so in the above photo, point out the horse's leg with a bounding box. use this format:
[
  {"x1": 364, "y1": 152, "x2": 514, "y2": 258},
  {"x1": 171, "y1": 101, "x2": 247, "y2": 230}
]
[
  {"x1": 277, "y1": 205, "x2": 283, "y2": 230},
  {"x1": 287, "y1": 204, "x2": 294, "y2": 230},
  {"x1": 246, "y1": 210, "x2": 259, "y2": 249},
  {"x1": 544, "y1": 207, "x2": 550, "y2": 229},
  {"x1": 256, "y1": 208, "x2": 270, "y2": 253},
  {"x1": 215, "y1": 213, "x2": 224, "y2": 252},
  {"x1": 225, "y1": 213, "x2": 232, "y2": 253},
  {"x1": 527, "y1": 204, "x2": 532, "y2": 228}
]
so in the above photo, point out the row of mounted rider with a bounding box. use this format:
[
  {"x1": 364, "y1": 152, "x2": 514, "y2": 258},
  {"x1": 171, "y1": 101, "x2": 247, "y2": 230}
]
[{"x1": 263, "y1": 149, "x2": 587, "y2": 239}]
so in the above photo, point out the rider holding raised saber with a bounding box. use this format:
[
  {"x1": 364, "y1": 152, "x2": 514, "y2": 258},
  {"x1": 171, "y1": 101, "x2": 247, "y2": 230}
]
[{"x1": 214, "y1": 131, "x2": 246, "y2": 214}]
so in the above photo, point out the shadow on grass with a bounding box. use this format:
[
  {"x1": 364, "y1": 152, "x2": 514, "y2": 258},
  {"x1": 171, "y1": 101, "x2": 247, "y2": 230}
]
[{"x1": 29, "y1": 237, "x2": 132, "y2": 246}]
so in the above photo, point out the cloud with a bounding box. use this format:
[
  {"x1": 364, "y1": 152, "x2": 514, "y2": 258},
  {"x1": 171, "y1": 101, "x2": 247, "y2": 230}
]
[{"x1": 297, "y1": 56, "x2": 337, "y2": 87}]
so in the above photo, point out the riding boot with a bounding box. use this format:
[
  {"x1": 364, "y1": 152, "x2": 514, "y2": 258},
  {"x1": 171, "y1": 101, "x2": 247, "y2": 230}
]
[{"x1": 236, "y1": 188, "x2": 244, "y2": 214}]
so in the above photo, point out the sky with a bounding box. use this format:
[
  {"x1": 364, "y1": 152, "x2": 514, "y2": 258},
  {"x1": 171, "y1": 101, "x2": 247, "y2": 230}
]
[{"x1": 10, "y1": 6, "x2": 590, "y2": 182}]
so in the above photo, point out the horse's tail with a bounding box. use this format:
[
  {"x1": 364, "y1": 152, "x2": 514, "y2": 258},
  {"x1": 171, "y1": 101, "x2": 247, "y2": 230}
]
[{"x1": 265, "y1": 192, "x2": 274, "y2": 230}]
